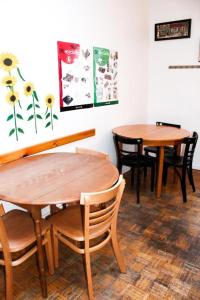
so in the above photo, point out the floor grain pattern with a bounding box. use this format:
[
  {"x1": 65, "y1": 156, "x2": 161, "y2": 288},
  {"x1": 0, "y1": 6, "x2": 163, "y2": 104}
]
[{"x1": 1, "y1": 169, "x2": 200, "y2": 299}]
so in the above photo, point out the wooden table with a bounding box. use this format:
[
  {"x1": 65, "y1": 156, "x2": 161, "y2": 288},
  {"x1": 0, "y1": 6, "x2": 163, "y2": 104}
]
[
  {"x1": 112, "y1": 124, "x2": 190, "y2": 198},
  {"x1": 0, "y1": 152, "x2": 119, "y2": 298}
]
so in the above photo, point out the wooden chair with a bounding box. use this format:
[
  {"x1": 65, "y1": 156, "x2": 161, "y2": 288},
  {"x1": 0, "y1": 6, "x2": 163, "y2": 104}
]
[
  {"x1": 0, "y1": 203, "x2": 54, "y2": 300},
  {"x1": 76, "y1": 147, "x2": 109, "y2": 160},
  {"x1": 49, "y1": 175, "x2": 126, "y2": 300},
  {"x1": 50, "y1": 147, "x2": 109, "y2": 215},
  {"x1": 163, "y1": 131, "x2": 198, "y2": 202},
  {"x1": 113, "y1": 134, "x2": 155, "y2": 204}
]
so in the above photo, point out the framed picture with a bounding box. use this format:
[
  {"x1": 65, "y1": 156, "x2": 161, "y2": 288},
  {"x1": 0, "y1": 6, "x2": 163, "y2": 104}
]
[{"x1": 155, "y1": 19, "x2": 191, "y2": 41}]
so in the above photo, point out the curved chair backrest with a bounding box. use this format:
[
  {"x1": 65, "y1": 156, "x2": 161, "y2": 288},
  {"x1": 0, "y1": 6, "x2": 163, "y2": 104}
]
[
  {"x1": 76, "y1": 147, "x2": 109, "y2": 160},
  {"x1": 80, "y1": 175, "x2": 125, "y2": 251},
  {"x1": 156, "y1": 121, "x2": 181, "y2": 129},
  {"x1": 113, "y1": 134, "x2": 143, "y2": 162},
  {"x1": 183, "y1": 131, "x2": 198, "y2": 166}
]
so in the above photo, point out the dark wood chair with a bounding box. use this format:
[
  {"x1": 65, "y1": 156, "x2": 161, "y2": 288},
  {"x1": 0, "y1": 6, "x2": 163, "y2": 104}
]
[
  {"x1": 0, "y1": 204, "x2": 54, "y2": 300},
  {"x1": 163, "y1": 131, "x2": 198, "y2": 202},
  {"x1": 49, "y1": 175, "x2": 126, "y2": 300},
  {"x1": 113, "y1": 134, "x2": 155, "y2": 204},
  {"x1": 144, "y1": 121, "x2": 181, "y2": 158}
]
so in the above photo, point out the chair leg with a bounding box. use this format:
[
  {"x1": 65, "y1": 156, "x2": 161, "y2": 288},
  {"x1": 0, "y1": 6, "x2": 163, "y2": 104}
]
[
  {"x1": 83, "y1": 251, "x2": 94, "y2": 300},
  {"x1": 44, "y1": 229, "x2": 54, "y2": 275},
  {"x1": 5, "y1": 260, "x2": 13, "y2": 300},
  {"x1": 111, "y1": 230, "x2": 126, "y2": 273},
  {"x1": 163, "y1": 165, "x2": 168, "y2": 186},
  {"x1": 151, "y1": 164, "x2": 155, "y2": 192},
  {"x1": 131, "y1": 168, "x2": 134, "y2": 187},
  {"x1": 181, "y1": 168, "x2": 187, "y2": 203},
  {"x1": 52, "y1": 228, "x2": 59, "y2": 268},
  {"x1": 187, "y1": 166, "x2": 196, "y2": 192},
  {"x1": 136, "y1": 167, "x2": 140, "y2": 204}
]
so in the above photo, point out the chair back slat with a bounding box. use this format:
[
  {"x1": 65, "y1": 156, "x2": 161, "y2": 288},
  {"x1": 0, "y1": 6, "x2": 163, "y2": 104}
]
[
  {"x1": 183, "y1": 131, "x2": 198, "y2": 166},
  {"x1": 80, "y1": 175, "x2": 125, "y2": 240},
  {"x1": 89, "y1": 202, "x2": 117, "y2": 226},
  {"x1": 156, "y1": 121, "x2": 181, "y2": 128}
]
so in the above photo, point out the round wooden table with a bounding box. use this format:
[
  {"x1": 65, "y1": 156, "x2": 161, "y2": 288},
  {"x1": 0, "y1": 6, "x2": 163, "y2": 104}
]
[
  {"x1": 112, "y1": 124, "x2": 190, "y2": 198},
  {"x1": 0, "y1": 152, "x2": 119, "y2": 298}
]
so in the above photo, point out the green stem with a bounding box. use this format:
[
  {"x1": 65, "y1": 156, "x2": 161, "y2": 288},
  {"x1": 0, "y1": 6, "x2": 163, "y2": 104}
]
[
  {"x1": 50, "y1": 108, "x2": 53, "y2": 130},
  {"x1": 32, "y1": 94, "x2": 37, "y2": 134},
  {"x1": 13, "y1": 105, "x2": 18, "y2": 141}
]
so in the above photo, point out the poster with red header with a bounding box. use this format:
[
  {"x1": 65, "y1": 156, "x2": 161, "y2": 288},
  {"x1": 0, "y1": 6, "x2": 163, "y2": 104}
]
[{"x1": 58, "y1": 41, "x2": 93, "y2": 111}]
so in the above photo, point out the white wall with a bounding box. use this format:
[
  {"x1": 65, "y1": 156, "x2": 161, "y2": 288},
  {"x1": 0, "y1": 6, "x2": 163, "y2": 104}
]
[
  {"x1": 0, "y1": 0, "x2": 149, "y2": 162},
  {"x1": 148, "y1": 0, "x2": 200, "y2": 168},
  {"x1": 0, "y1": 0, "x2": 149, "y2": 212}
]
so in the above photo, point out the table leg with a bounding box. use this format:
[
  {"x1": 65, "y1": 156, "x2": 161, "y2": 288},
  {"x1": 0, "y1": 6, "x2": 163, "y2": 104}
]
[
  {"x1": 31, "y1": 207, "x2": 47, "y2": 298},
  {"x1": 156, "y1": 146, "x2": 164, "y2": 198}
]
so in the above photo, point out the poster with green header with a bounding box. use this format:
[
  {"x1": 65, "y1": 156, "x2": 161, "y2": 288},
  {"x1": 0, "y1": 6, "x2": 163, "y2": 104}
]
[{"x1": 93, "y1": 47, "x2": 118, "y2": 107}]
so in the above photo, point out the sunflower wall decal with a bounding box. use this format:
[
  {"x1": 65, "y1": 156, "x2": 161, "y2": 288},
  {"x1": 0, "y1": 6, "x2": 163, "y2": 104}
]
[
  {"x1": 24, "y1": 82, "x2": 42, "y2": 134},
  {"x1": 45, "y1": 95, "x2": 58, "y2": 130},
  {"x1": 0, "y1": 52, "x2": 59, "y2": 141}
]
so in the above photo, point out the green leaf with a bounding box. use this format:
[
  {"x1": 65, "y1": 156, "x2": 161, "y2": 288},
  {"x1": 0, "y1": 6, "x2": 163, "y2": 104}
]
[
  {"x1": 16, "y1": 113, "x2": 23, "y2": 120},
  {"x1": 18, "y1": 128, "x2": 24, "y2": 134},
  {"x1": 9, "y1": 128, "x2": 15, "y2": 136},
  {"x1": 36, "y1": 114, "x2": 42, "y2": 119},
  {"x1": 45, "y1": 112, "x2": 50, "y2": 119},
  {"x1": 53, "y1": 114, "x2": 58, "y2": 120},
  {"x1": 45, "y1": 122, "x2": 51, "y2": 128},
  {"x1": 28, "y1": 115, "x2": 34, "y2": 121},
  {"x1": 17, "y1": 67, "x2": 25, "y2": 81},
  {"x1": 27, "y1": 104, "x2": 33, "y2": 110},
  {"x1": 35, "y1": 104, "x2": 40, "y2": 109},
  {"x1": 7, "y1": 114, "x2": 13, "y2": 121},
  {"x1": 33, "y1": 91, "x2": 39, "y2": 102}
]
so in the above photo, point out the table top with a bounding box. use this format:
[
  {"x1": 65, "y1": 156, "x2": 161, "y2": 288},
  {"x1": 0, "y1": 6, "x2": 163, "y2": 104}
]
[
  {"x1": 0, "y1": 152, "x2": 119, "y2": 206},
  {"x1": 112, "y1": 124, "x2": 190, "y2": 146}
]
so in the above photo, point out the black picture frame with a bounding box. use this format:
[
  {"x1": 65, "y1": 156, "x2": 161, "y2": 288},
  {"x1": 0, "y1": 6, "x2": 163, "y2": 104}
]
[{"x1": 155, "y1": 19, "x2": 191, "y2": 41}]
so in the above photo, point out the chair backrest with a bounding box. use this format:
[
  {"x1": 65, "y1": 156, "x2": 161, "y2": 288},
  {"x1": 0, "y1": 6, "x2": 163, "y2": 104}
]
[
  {"x1": 113, "y1": 134, "x2": 143, "y2": 164},
  {"x1": 182, "y1": 131, "x2": 198, "y2": 166},
  {"x1": 80, "y1": 175, "x2": 125, "y2": 247},
  {"x1": 76, "y1": 147, "x2": 109, "y2": 160},
  {"x1": 156, "y1": 121, "x2": 181, "y2": 129}
]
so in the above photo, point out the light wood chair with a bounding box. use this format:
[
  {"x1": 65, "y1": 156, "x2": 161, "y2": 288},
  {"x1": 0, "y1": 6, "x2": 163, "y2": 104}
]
[
  {"x1": 50, "y1": 147, "x2": 109, "y2": 216},
  {"x1": 49, "y1": 175, "x2": 126, "y2": 300},
  {"x1": 0, "y1": 203, "x2": 54, "y2": 300},
  {"x1": 76, "y1": 147, "x2": 109, "y2": 160}
]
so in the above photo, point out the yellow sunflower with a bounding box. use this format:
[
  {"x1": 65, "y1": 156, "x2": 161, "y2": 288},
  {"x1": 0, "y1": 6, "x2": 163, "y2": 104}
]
[
  {"x1": 0, "y1": 53, "x2": 18, "y2": 72},
  {"x1": 6, "y1": 91, "x2": 19, "y2": 106},
  {"x1": 45, "y1": 94, "x2": 55, "y2": 108},
  {"x1": 24, "y1": 82, "x2": 34, "y2": 96},
  {"x1": 2, "y1": 75, "x2": 17, "y2": 87}
]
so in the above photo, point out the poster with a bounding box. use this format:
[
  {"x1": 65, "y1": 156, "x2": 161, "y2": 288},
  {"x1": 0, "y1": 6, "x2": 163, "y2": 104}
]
[
  {"x1": 58, "y1": 41, "x2": 93, "y2": 111},
  {"x1": 93, "y1": 47, "x2": 118, "y2": 107}
]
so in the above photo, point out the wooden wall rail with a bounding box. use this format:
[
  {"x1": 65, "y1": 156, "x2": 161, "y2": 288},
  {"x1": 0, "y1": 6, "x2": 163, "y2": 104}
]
[{"x1": 0, "y1": 128, "x2": 95, "y2": 165}]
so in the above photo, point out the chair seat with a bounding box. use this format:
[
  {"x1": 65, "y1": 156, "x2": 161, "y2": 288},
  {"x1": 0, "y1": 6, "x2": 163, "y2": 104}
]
[
  {"x1": 144, "y1": 146, "x2": 175, "y2": 156},
  {"x1": 0, "y1": 210, "x2": 50, "y2": 252},
  {"x1": 164, "y1": 156, "x2": 184, "y2": 167},
  {"x1": 121, "y1": 153, "x2": 154, "y2": 167},
  {"x1": 49, "y1": 206, "x2": 110, "y2": 241}
]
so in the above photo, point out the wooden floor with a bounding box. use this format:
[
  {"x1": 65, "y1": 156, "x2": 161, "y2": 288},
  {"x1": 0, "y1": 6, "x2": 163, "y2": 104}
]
[{"x1": 1, "y1": 170, "x2": 200, "y2": 299}]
